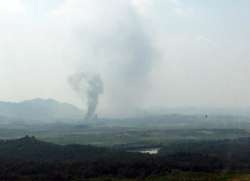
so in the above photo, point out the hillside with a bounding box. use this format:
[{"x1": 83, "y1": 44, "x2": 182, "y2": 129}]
[
  {"x1": 0, "y1": 136, "x2": 116, "y2": 161},
  {"x1": 1, "y1": 137, "x2": 250, "y2": 180},
  {"x1": 2, "y1": 136, "x2": 250, "y2": 169}
]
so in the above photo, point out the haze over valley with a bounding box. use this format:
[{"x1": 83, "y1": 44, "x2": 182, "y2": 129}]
[{"x1": 1, "y1": 0, "x2": 250, "y2": 180}]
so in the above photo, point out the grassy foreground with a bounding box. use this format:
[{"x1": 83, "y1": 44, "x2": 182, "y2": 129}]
[{"x1": 88, "y1": 172, "x2": 250, "y2": 181}]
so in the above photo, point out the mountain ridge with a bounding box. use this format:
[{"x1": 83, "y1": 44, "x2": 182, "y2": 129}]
[{"x1": 0, "y1": 98, "x2": 85, "y2": 123}]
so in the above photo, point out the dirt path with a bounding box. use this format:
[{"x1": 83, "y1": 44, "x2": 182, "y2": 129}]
[{"x1": 230, "y1": 175, "x2": 250, "y2": 181}]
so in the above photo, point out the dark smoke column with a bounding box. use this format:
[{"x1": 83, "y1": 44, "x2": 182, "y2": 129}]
[{"x1": 69, "y1": 72, "x2": 103, "y2": 121}]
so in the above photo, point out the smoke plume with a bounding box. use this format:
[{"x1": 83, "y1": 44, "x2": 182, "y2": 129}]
[{"x1": 68, "y1": 72, "x2": 103, "y2": 120}]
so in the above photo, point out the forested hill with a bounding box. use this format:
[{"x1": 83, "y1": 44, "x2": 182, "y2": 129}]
[{"x1": 0, "y1": 136, "x2": 131, "y2": 161}]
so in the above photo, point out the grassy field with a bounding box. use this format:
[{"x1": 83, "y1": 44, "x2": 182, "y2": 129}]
[{"x1": 37, "y1": 128, "x2": 250, "y2": 147}]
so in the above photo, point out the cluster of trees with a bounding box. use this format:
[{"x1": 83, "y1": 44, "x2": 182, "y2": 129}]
[
  {"x1": 1, "y1": 136, "x2": 250, "y2": 180},
  {"x1": 160, "y1": 137, "x2": 250, "y2": 170}
]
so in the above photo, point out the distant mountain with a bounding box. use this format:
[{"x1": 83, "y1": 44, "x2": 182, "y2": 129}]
[{"x1": 0, "y1": 98, "x2": 85, "y2": 123}]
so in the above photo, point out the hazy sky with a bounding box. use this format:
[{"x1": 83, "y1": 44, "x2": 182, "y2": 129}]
[{"x1": 0, "y1": 0, "x2": 250, "y2": 117}]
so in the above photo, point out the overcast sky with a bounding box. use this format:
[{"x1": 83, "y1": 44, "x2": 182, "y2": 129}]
[{"x1": 0, "y1": 0, "x2": 250, "y2": 117}]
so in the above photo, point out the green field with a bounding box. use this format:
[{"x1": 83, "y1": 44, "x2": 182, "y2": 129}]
[{"x1": 0, "y1": 126, "x2": 249, "y2": 147}]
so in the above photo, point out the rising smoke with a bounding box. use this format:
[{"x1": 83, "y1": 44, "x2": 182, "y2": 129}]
[
  {"x1": 68, "y1": 72, "x2": 103, "y2": 120},
  {"x1": 71, "y1": 0, "x2": 156, "y2": 117}
]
